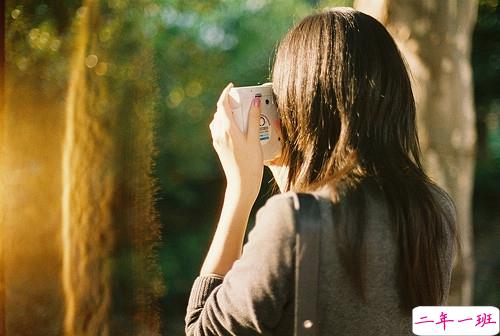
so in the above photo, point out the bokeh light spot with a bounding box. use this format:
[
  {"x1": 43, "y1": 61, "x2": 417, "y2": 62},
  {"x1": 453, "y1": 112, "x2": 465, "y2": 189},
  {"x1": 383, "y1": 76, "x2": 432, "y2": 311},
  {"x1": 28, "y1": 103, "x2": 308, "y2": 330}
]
[
  {"x1": 11, "y1": 8, "x2": 21, "y2": 19},
  {"x1": 95, "y1": 62, "x2": 108, "y2": 76},
  {"x1": 50, "y1": 39, "x2": 61, "y2": 51},
  {"x1": 99, "y1": 27, "x2": 112, "y2": 42},
  {"x1": 76, "y1": 6, "x2": 87, "y2": 19},
  {"x1": 186, "y1": 81, "x2": 203, "y2": 97},
  {"x1": 29, "y1": 28, "x2": 40, "y2": 41},
  {"x1": 245, "y1": 0, "x2": 268, "y2": 12},
  {"x1": 200, "y1": 24, "x2": 225, "y2": 47},
  {"x1": 85, "y1": 55, "x2": 99, "y2": 68},
  {"x1": 167, "y1": 87, "x2": 185, "y2": 108}
]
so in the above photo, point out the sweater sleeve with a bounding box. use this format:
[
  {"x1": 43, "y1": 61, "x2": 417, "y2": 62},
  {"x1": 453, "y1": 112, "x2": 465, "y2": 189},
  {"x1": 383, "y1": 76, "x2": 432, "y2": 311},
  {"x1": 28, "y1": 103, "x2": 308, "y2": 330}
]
[{"x1": 184, "y1": 194, "x2": 296, "y2": 336}]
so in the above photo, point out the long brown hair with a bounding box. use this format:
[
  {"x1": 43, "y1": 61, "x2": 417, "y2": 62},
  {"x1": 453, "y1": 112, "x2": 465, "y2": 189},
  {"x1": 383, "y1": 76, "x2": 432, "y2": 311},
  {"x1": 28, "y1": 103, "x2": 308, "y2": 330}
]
[{"x1": 271, "y1": 7, "x2": 458, "y2": 312}]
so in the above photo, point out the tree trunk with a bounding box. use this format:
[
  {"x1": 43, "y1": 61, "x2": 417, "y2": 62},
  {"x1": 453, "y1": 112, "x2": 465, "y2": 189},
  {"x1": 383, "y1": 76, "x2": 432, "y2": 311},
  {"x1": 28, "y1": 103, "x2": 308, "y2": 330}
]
[
  {"x1": 62, "y1": 1, "x2": 162, "y2": 334},
  {"x1": 1, "y1": 2, "x2": 6, "y2": 334},
  {"x1": 62, "y1": 1, "x2": 113, "y2": 334},
  {"x1": 354, "y1": 0, "x2": 478, "y2": 305},
  {"x1": 2, "y1": 1, "x2": 162, "y2": 334}
]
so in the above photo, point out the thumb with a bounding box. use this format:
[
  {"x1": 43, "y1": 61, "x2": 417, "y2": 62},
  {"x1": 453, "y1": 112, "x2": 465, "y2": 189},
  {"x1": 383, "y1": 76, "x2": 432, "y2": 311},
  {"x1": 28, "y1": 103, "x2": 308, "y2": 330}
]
[{"x1": 247, "y1": 96, "x2": 261, "y2": 142}]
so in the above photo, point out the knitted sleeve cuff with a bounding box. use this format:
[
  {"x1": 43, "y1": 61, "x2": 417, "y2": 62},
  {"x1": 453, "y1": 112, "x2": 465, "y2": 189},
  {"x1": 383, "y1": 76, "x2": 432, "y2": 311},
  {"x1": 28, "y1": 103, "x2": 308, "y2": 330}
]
[{"x1": 187, "y1": 274, "x2": 224, "y2": 310}]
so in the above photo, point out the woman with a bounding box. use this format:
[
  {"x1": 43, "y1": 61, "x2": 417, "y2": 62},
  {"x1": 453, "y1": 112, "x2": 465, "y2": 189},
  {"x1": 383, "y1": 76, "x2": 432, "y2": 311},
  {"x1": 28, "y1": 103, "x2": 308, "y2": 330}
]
[{"x1": 185, "y1": 7, "x2": 458, "y2": 335}]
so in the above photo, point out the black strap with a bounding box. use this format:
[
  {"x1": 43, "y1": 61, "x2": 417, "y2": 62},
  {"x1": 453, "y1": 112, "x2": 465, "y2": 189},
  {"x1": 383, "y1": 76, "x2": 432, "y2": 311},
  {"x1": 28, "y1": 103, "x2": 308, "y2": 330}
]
[{"x1": 293, "y1": 193, "x2": 321, "y2": 336}]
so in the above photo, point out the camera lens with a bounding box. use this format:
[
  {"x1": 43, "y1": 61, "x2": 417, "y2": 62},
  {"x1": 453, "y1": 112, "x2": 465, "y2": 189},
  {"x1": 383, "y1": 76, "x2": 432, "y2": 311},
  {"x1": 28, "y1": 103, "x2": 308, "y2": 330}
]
[{"x1": 265, "y1": 99, "x2": 270, "y2": 104}]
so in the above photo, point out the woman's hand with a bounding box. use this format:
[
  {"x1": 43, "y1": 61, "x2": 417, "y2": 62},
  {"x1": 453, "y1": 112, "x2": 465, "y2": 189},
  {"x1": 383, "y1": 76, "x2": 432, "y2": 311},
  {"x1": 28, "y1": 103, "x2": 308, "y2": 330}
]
[
  {"x1": 209, "y1": 83, "x2": 264, "y2": 205},
  {"x1": 200, "y1": 83, "x2": 263, "y2": 276}
]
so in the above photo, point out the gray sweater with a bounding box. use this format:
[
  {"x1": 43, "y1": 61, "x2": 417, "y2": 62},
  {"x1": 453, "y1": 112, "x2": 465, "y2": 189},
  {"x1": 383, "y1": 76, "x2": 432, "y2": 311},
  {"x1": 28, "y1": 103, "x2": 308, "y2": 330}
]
[{"x1": 185, "y1": 184, "x2": 455, "y2": 335}]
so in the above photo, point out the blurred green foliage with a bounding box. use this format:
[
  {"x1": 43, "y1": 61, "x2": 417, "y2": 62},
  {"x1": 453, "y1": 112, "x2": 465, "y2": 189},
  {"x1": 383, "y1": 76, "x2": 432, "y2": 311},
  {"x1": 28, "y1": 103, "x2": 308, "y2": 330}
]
[
  {"x1": 154, "y1": 0, "x2": 317, "y2": 207},
  {"x1": 471, "y1": 0, "x2": 500, "y2": 307},
  {"x1": 474, "y1": 0, "x2": 500, "y2": 163}
]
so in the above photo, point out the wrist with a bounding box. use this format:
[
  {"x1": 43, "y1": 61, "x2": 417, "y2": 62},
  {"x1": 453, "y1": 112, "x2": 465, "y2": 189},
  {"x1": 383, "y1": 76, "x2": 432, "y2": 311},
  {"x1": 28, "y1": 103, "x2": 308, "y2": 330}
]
[
  {"x1": 218, "y1": 187, "x2": 253, "y2": 231},
  {"x1": 225, "y1": 183, "x2": 258, "y2": 206}
]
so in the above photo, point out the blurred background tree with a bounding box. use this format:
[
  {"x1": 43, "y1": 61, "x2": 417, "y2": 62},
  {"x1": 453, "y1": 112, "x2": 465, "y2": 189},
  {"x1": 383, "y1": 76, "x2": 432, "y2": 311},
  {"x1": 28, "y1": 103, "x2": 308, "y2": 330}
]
[
  {"x1": 2, "y1": 0, "x2": 499, "y2": 335},
  {"x1": 4, "y1": 0, "x2": 163, "y2": 334},
  {"x1": 61, "y1": 0, "x2": 162, "y2": 334}
]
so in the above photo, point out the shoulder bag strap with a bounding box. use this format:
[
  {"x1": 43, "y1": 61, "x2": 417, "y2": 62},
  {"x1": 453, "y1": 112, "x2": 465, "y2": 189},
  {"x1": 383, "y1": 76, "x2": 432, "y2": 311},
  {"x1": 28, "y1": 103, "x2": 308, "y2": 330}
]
[{"x1": 293, "y1": 193, "x2": 321, "y2": 336}]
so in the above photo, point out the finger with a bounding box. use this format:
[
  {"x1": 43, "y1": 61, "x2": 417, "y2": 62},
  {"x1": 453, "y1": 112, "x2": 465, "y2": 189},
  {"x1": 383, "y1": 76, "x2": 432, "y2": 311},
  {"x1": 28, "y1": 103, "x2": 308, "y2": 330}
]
[
  {"x1": 216, "y1": 82, "x2": 234, "y2": 111},
  {"x1": 221, "y1": 84, "x2": 234, "y2": 120},
  {"x1": 209, "y1": 111, "x2": 219, "y2": 130},
  {"x1": 216, "y1": 83, "x2": 237, "y2": 128},
  {"x1": 209, "y1": 113, "x2": 224, "y2": 134},
  {"x1": 209, "y1": 117, "x2": 224, "y2": 147},
  {"x1": 246, "y1": 96, "x2": 261, "y2": 142},
  {"x1": 213, "y1": 110, "x2": 231, "y2": 132}
]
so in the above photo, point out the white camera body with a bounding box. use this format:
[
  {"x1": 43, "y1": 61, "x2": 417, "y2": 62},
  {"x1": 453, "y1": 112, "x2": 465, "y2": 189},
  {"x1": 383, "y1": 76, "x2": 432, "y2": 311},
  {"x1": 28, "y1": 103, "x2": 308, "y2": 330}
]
[{"x1": 228, "y1": 83, "x2": 282, "y2": 161}]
